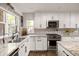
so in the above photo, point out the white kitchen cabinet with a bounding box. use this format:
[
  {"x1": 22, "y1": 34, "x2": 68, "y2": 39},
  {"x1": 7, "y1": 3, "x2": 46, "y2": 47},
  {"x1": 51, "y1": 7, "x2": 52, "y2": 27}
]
[
  {"x1": 29, "y1": 36, "x2": 36, "y2": 51},
  {"x1": 59, "y1": 13, "x2": 64, "y2": 28},
  {"x1": 64, "y1": 12, "x2": 70, "y2": 28},
  {"x1": 75, "y1": 13, "x2": 79, "y2": 28},
  {"x1": 34, "y1": 13, "x2": 47, "y2": 29},
  {"x1": 34, "y1": 13, "x2": 41, "y2": 29},
  {"x1": 34, "y1": 13, "x2": 60, "y2": 29},
  {"x1": 30, "y1": 35, "x2": 47, "y2": 51},
  {"x1": 42, "y1": 37, "x2": 47, "y2": 50},
  {"x1": 25, "y1": 36, "x2": 31, "y2": 56},
  {"x1": 34, "y1": 12, "x2": 79, "y2": 29},
  {"x1": 40, "y1": 14, "x2": 47, "y2": 28},
  {"x1": 35, "y1": 36, "x2": 47, "y2": 50},
  {"x1": 47, "y1": 13, "x2": 59, "y2": 21},
  {"x1": 70, "y1": 13, "x2": 76, "y2": 28},
  {"x1": 19, "y1": 43, "x2": 26, "y2": 56},
  {"x1": 18, "y1": 36, "x2": 31, "y2": 56},
  {"x1": 35, "y1": 37, "x2": 43, "y2": 50}
]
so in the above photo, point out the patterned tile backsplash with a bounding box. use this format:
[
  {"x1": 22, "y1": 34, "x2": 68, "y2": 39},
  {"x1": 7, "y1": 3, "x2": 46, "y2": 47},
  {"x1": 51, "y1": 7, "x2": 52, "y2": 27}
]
[{"x1": 33, "y1": 29, "x2": 79, "y2": 37}]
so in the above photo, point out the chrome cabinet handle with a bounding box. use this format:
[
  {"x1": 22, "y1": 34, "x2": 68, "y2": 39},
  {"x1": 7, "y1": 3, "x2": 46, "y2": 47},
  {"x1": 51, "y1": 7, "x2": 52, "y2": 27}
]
[
  {"x1": 37, "y1": 40, "x2": 41, "y2": 42},
  {"x1": 21, "y1": 44, "x2": 24, "y2": 48},
  {"x1": 40, "y1": 24, "x2": 42, "y2": 27},
  {"x1": 25, "y1": 46, "x2": 27, "y2": 52}
]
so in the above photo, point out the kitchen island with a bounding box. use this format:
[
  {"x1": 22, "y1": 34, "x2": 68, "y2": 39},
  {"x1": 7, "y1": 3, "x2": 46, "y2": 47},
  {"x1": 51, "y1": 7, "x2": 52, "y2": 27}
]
[{"x1": 57, "y1": 41, "x2": 79, "y2": 56}]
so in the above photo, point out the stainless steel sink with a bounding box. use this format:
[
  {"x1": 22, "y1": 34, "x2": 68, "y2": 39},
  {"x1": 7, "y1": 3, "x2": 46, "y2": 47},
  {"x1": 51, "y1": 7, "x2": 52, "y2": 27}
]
[{"x1": 9, "y1": 38, "x2": 25, "y2": 43}]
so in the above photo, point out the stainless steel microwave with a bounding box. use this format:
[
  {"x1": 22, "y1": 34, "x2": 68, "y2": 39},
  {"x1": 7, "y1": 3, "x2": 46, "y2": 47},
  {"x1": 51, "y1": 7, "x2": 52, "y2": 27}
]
[{"x1": 47, "y1": 20, "x2": 59, "y2": 28}]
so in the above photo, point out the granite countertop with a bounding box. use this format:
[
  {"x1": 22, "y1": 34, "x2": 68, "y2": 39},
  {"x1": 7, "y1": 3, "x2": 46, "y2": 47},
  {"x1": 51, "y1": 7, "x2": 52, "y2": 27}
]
[
  {"x1": 29, "y1": 34, "x2": 47, "y2": 37},
  {"x1": 0, "y1": 35, "x2": 30, "y2": 56},
  {"x1": 0, "y1": 43, "x2": 19, "y2": 56},
  {"x1": 57, "y1": 41, "x2": 79, "y2": 56}
]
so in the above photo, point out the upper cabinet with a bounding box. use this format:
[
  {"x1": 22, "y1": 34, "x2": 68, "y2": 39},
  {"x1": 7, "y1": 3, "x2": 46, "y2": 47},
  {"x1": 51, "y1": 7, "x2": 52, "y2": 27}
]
[
  {"x1": 63, "y1": 12, "x2": 70, "y2": 28},
  {"x1": 34, "y1": 12, "x2": 79, "y2": 29},
  {"x1": 40, "y1": 14, "x2": 47, "y2": 28},
  {"x1": 34, "y1": 13, "x2": 60, "y2": 29},
  {"x1": 70, "y1": 12, "x2": 76, "y2": 28},
  {"x1": 70, "y1": 12, "x2": 79, "y2": 28},
  {"x1": 74, "y1": 13, "x2": 79, "y2": 28},
  {"x1": 34, "y1": 13, "x2": 47, "y2": 29},
  {"x1": 34, "y1": 13, "x2": 41, "y2": 29},
  {"x1": 59, "y1": 13, "x2": 65, "y2": 28}
]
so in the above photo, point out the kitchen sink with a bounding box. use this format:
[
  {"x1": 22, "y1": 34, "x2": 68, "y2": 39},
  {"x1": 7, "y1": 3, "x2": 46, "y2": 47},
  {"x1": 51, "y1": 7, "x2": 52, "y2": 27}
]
[{"x1": 9, "y1": 38, "x2": 25, "y2": 43}]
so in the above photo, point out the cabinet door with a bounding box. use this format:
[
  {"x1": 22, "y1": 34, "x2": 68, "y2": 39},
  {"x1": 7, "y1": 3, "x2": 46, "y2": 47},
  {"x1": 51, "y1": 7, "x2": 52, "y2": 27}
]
[
  {"x1": 35, "y1": 37, "x2": 43, "y2": 50},
  {"x1": 64, "y1": 13, "x2": 70, "y2": 28},
  {"x1": 42, "y1": 37, "x2": 47, "y2": 50},
  {"x1": 47, "y1": 13, "x2": 59, "y2": 21},
  {"x1": 25, "y1": 37, "x2": 31, "y2": 56},
  {"x1": 30, "y1": 37, "x2": 35, "y2": 50},
  {"x1": 75, "y1": 13, "x2": 79, "y2": 28},
  {"x1": 34, "y1": 13, "x2": 41, "y2": 29},
  {"x1": 70, "y1": 13, "x2": 76, "y2": 28},
  {"x1": 40, "y1": 14, "x2": 47, "y2": 28},
  {"x1": 59, "y1": 13, "x2": 65, "y2": 28},
  {"x1": 19, "y1": 43, "x2": 25, "y2": 56}
]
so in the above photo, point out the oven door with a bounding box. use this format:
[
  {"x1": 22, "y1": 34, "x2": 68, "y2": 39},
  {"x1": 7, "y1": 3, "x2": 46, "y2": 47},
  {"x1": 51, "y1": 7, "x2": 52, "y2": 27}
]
[{"x1": 47, "y1": 40, "x2": 57, "y2": 50}]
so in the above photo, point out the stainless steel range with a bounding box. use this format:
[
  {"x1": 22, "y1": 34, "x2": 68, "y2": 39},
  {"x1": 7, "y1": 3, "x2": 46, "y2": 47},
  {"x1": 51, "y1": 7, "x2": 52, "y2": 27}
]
[{"x1": 47, "y1": 34, "x2": 61, "y2": 50}]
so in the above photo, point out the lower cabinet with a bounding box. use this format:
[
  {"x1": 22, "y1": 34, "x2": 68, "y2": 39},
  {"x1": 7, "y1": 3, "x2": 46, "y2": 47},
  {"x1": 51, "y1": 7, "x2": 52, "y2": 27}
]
[
  {"x1": 30, "y1": 36, "x2": 36, "y2": 51},
  {"x1": 19, "y1": 37, "x2": 30, "y2": 56},
  {"x1": 57, "y1": 44, "x2": 73, "y2": 56},
  {"x1": 30, "y1": 36, "x2": 47, "y2": 51},
  {"x1": 35, "y1": 37, "x2": 43, "y2": 50},
  {"x1": 43, "y1": 37, "x2": 47, "y2": 50},
  {"x1": 25, "y1": 37, "x2": 31, "y2": 56},
  {"x1": 19, "y1": 43, "x2": 26, "y2": 56}
]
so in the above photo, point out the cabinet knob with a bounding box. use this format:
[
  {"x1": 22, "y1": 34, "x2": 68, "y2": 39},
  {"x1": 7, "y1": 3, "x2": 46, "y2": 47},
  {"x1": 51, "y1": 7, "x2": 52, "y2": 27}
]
[{"x1": 25, "y1": 46, "x2": 27, "y2": 52}]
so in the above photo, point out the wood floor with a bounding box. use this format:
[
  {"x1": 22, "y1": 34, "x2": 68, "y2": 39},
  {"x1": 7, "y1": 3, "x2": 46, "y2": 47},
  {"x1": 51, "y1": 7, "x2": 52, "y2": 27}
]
[{"x1": 28, "y1": 50, "x2": 57, "y2": 56}]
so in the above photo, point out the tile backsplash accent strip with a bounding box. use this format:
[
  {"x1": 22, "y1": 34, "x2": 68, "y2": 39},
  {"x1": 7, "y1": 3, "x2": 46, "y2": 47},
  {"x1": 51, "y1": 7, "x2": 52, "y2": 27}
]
[{"x1": 33, "y1": 29, "x2": 79, "y2": 37}]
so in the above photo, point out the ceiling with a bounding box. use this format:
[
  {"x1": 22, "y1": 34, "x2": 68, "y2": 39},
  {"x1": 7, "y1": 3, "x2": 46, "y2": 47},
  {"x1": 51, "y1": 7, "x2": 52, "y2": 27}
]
[{"x1": 11, "y1": 3, "x2": 79, "y2": 13}]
